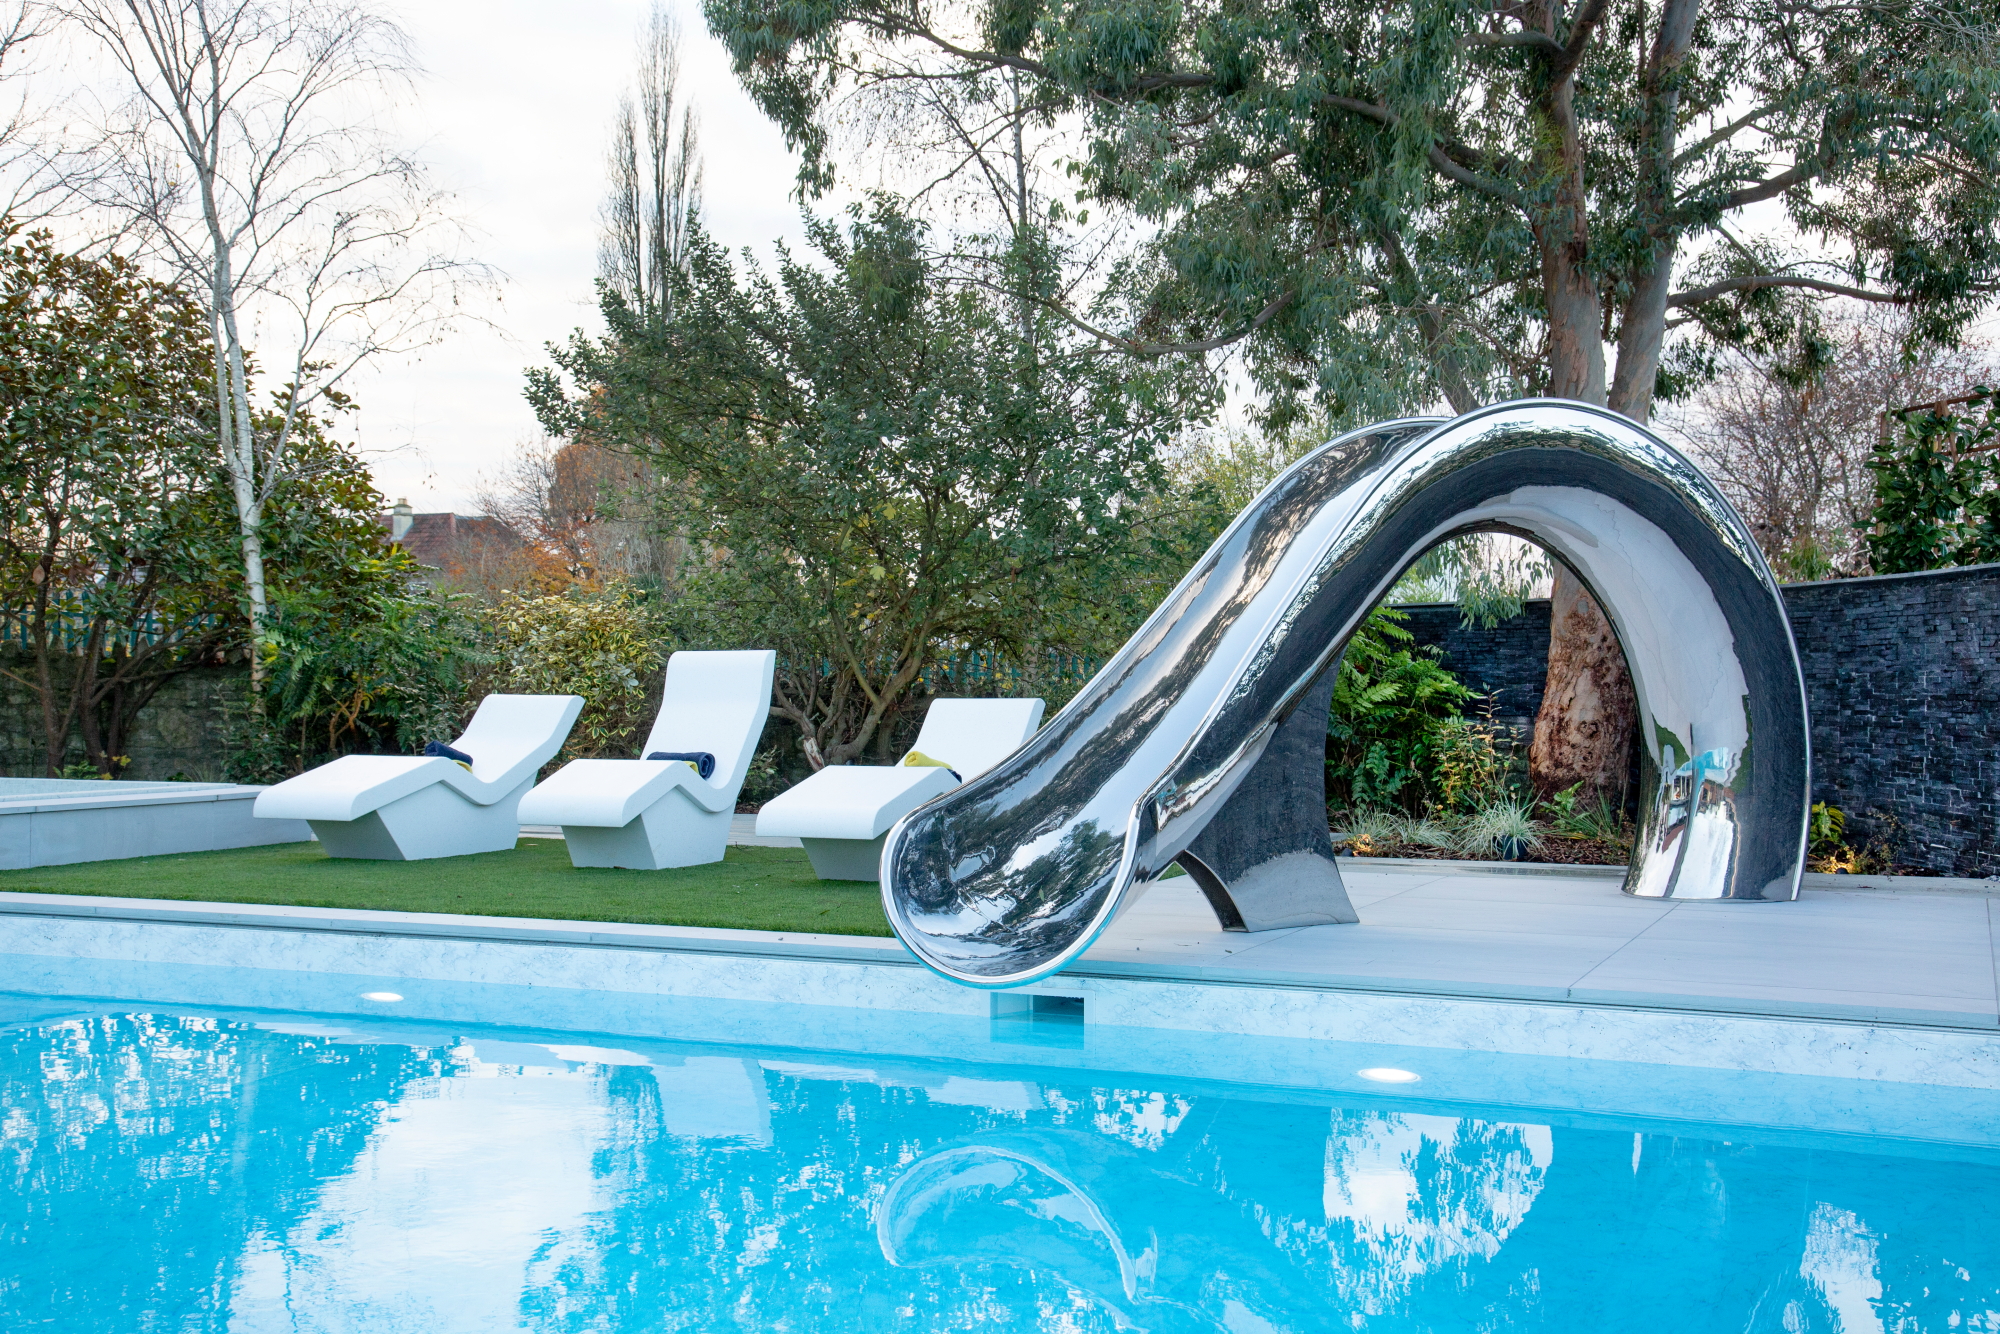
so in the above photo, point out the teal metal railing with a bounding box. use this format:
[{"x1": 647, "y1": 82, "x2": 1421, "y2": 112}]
[{"x1": 0, "y1": 605, "x2": 224, "y2": 656}]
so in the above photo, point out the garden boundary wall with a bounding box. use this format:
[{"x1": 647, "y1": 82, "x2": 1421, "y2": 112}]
[
  {"x1": 0, "y1": 649, "x2": 248, "y2": 782},
  {"x1": 1397, "y1": 562, "x2": 2000, "y2": 878}
]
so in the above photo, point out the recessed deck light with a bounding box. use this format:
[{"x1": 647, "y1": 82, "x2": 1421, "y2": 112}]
[
  {"x1": 1356, "y1": 1067, "x2": 1421, "y2": 1084},
  {"x1": 360, "y1": 991, "x2": 403, "y2": 1002}
]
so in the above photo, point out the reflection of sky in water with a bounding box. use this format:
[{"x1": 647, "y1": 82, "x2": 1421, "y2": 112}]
[{"x1": 2, "y1": 1006, "x2": 1996, "y2": 1333}]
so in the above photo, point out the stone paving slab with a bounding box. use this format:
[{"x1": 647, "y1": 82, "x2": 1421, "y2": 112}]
[{"x1": 1084, "y1": 863, "x2": 2000, "y2": 1029}]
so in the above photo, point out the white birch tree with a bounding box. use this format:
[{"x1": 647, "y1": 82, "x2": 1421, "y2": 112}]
[{"x1": 54, "y1": 0, "x2": 489, "y2": 691}]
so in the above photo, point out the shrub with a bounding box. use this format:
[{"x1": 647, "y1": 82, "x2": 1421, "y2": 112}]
[
  {"x1": 1457, "y1": 798, "x2": 1546, "y2": 861},
  {"x1": 483, "y1": 580, "x2": 667, "y2": 760},
  {"x1": 1430, "y1": 707, "x2": 1511, "y2": 812}
]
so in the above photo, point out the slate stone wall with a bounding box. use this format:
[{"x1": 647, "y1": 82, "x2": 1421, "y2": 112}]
[
  {"x1": 1396, "y1": 563, "x2": 2000, "y2": 877},
  {"x1": 1781, "y1": 564, "x2": 2000, "y2": 877},
  {"x1": 1395, "y1": 601, "x2": 1553, "y2": 728}
]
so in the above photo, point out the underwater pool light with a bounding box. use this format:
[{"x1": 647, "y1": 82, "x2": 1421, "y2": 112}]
[{"x1": 1356, "y1": 1067, "x2": 1421, "y2": 1084}]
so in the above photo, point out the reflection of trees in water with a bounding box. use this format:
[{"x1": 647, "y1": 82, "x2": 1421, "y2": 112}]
[
  {"x1": 1312, "y1": 1112, "x2": 1554, "y2": 1313},
  {"x1": 5, "y1": 1013, "x2": 1997, "y2": 1333},
  {"x1": 0, "y1": 1012, "x2": 439, "y2": 1331}
]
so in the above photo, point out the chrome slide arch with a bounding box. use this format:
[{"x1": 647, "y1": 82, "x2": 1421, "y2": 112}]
[{"x1": 882, "y1": 400, "x2": 1811, "y2": 989}]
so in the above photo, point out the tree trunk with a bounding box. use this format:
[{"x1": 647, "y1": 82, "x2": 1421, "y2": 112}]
[
  {"x1": 1529, "y1": 564, "x2": 1637, "y2": 803},
  {"x1": 215, "y1": 297, "x2": 271, "y2": 705},
  {"x1": 1521, "y1": 35, "x2": 1637, "y2": 802}
]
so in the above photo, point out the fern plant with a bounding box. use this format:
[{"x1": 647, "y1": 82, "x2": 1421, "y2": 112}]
[{"x1": 1326, "y1": 606, "x2": 1472, "y2": 813}]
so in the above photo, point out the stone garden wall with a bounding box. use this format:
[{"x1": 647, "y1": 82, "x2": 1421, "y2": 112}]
[
  {"x1": 1398, "y1": 562, "x2": 2000, "y2": 877},
  {"x1": 0, "y1": 648, "x2": 247, "y2": 781}
]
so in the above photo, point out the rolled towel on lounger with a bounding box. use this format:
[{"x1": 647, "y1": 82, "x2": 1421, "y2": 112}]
[
  {"x1": 646, "y1": 750, "x2": 716, "y2": 779},
  {"x1": 423, "y1": 740, "x2": 475, "y2": 769}
]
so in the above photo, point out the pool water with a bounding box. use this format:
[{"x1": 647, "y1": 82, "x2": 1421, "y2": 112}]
[{"x1": 2, "y1": 997, "x2": 1995, "y2": 1333}]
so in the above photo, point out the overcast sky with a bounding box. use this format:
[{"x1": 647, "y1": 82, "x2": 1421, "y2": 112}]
[{"x1": 350, "y1": 1, "x2": 813, "y2": 514}]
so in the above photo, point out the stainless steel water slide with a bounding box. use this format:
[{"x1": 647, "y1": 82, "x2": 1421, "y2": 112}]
[{"x1": 881, "y1": 401, "x2": 1811, "y2": 989}]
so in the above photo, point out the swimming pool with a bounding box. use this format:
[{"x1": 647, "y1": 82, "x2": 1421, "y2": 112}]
[{"x1": 3, "y1": 981, "x2": 1995, "y2": 1332}]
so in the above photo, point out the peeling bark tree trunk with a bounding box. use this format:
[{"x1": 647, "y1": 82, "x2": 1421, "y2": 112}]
[{"x1": 1529, "y1": 565, "x2": 1637, "y2": 802}]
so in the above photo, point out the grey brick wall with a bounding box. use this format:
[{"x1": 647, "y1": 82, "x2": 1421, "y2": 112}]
[{"x1": 1397, "y1": 563, "x2": 2000, "y2": 877}]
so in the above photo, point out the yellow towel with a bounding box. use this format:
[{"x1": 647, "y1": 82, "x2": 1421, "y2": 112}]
[{"x1": 902, "y1": 751, "x2": 951, "y2": 768}]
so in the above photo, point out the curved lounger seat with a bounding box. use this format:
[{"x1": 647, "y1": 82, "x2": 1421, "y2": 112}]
[
  {"x1": 756, "y1": 698, "x2": 1045, "y2": 881},
  {"x1": 254, "y1": 694, "x2": 584, "y2": 860},
  {"x1": 882, "y1": 401, "x2": 1812, "y2": 989},
  {"x1": 516, "y1": 650, "x2": 777, "y2": 869}
]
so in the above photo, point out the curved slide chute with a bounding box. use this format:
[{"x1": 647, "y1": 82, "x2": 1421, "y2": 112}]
[{"x1": 882, "y1": 401, "x2": 1810, "y2": 989}]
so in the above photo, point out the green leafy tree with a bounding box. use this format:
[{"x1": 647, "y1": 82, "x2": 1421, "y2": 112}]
[
  {"x1": 530, "y1": 202, "x2": 1209, "y2": 767},
  {"x1": 232, "y1": 416, "x2": 488, "y2": 783},
  {"x1": 0, "y1": 226, "x2": 235, "y2": 776},
  {"x1": 704, "y1": 0, "x2": 2000, "y2": 799},
  {"x1": 1860, "y1": 388, "x2": 2000, "y2": 574}
]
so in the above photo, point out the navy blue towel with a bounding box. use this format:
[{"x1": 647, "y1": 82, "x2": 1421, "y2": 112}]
[
  {"x1": 423, "y1": 741, "x2": 475, "y2": 766},
  {"x1": 647, "y1": 751, "x2": 716, "y2": 779}
]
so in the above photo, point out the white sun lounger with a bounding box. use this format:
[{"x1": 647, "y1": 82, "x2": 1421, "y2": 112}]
[
  {"x1": 755, "y1": 697, "x2": 1045, "y2": 880},
  {"x1": 253, "y1": 694, "x2": 585, "y2": 860},
  {"x1": 516, "y1": 650, "x2": 777, "y2": 869}
]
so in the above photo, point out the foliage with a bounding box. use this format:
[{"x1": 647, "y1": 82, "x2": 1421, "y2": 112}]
[
  {"x1": 1325, "y1": 605, "x2": 1473, "y2": 813},
  {"x1": 1430, "y1": 708, "x2": 1510, "y2": 813},
  {"x1": 531, "y1": 200, "x2": 1209, "y2": 767},
  {"x1": 482, "y1": 580, "x2": 667, "y2": 761},
  {"x1": 0, "y1": 225, "x2": 236, "y2": 776},
  {"x1": 1457, "y1": 798, "x2": 1546, "y2": 861},
  {"x1": 1803, "y1": 800, "x2": 1892, "y2": 875},
  {"x1": 1860, "y1": 388, "x2": 2000, "y2": 575},
  {"x1": 1542, "y1": 782, "x2": 1630, "y2": 844},
  {"x1": 1340, "y1": 800, "x2": 1547, "y2": 860},
  {"x1": 218, "y1": 399, "x2": 490, "y2": 782},
  {"x1": 703, "y1": 0, "x2": 2000, "y2": 429},
  {"x1": 1675, "y1": 311, "x2": 1999, "y2": 580},
  {"x1": 1808, "y1": 801, "x2": 1847, "y2": 857}
]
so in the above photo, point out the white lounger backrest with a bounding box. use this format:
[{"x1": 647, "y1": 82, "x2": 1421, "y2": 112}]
[
  {"x1": 907, "y1": 698, "x2": 1045, "y2": 779},
  {"x1": 453, "y1": 694, "x2": 586, "y2": 788},
  {"x1": 640, "y1": 649, "x2": 778, "y2": 786}
]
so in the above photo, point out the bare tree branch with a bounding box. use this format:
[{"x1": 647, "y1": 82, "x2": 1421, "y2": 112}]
[
  {"x1": 53, "y1": 0, "x2": 496, "y2": 690},
  {"x1": 1667, "y1": 273, "x2": 1927, "y2": 306}
]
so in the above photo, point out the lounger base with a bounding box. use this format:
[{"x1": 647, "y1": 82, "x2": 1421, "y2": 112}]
[
  {"x1": 561, "y1": 802, "x2": 730, "y2": 871},
  {"x1": 309, "y1": 778, "x2": 532, "y2": 861},
  {"x1": 801, "y1": 835, "x2": 888, "y2": 881}
]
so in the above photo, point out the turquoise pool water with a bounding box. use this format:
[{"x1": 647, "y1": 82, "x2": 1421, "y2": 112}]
[{"x1": 2, "y1": 991, "x2": 1995, "y2": 1333}]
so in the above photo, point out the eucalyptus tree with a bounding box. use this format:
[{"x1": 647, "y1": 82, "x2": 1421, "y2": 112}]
[
  {"x1": 703, "y1": 0, "x2": 2000, "y2": 797},
  {"x1": 530, "y1": 202, "x2": 1212, "y2": 768},
  {"x1": 55, "y1": 0, "x2": 488, "y2": 692}
]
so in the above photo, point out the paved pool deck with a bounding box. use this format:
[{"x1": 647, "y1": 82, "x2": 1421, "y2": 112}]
[
  {"x1": 700, "y1": 812, "x2": 1998, "y2": 1026},
  {"x1": 1089, "y1": 862, "x2": 2000, "y2": 1030},
  {"x1": 3, "y1": 849, "x2": 1990, "y2": 1034}
]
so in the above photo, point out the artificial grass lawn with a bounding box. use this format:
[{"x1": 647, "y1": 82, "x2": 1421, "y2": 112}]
[{"x1": 0, "y1": 837, "x2": 893, "y2": 937}]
